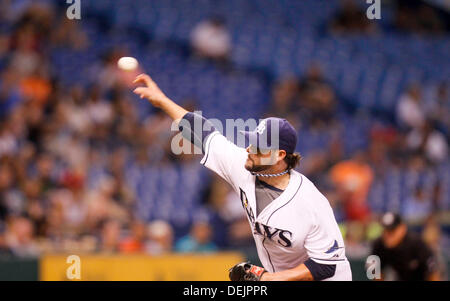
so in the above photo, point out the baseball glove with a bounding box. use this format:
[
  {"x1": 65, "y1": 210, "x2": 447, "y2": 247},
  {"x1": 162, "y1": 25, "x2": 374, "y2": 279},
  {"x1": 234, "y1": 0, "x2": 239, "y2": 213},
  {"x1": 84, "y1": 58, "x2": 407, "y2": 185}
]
[{"x1": 229, "y1": 262, "x2": 266, "y2": 281}]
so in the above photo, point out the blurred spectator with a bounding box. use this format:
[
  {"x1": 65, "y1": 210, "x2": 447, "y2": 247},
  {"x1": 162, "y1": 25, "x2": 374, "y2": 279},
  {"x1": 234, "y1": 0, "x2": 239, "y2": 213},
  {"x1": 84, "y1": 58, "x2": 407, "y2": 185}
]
[
  {"x1": 207, "y1": 176, "x2": 243, "y2": 223},
  {"x1": 191, "y1": 17, "x2": 231, "y2": 62},
  {"x1": 48, "y1": 187, "x2": 86, "y2": 236},
  {"x1": 99, "y1": 219, "x2": 122, "y2": 253},
  {"x1": 119, "y1": 219, "x2": 145, "y2": 253},
  {"x1": 371, "y1": 212, "x2": 440, "y2": 281},
  {"x1": 297, "y1": 64, "x2": 337, "y2": 129},
  {"x1": 51, "y1": 16, "x2": 89, "y2": 50},
  {"x1": 96, "y1": 49, "x2": 130, "y2": 92},
  {"x1": 145, "y1": 220, "x2": 174, "y2": 255},
  {"x1": 207, "y1": 176, "x2": 253, "y2": 247},
  {"x1": 175, "y1": 220, "x2": 218, "y2": 253},
  {"x1": 3, "y1": 216, "x2": 39, "y2": 257},
  {"x1": 20, "y1": 75, "x2": 51, "y2": 105},
  {"x1": 86, "y1": 85, "x2": 114, "y2": 127},
  {"x1": 329, "y1": 152, "x2": 373, "y2": 222},
  {"x1": 405, "y1": 120, "x2": 448, "y2": 164},
  {"x1": 0, "y1": 224, "x2": 7, "y2": 255},
  {"x1": 85, "y1": 176, "x2": 129, "y2": 229},
  {"x1": 269, "y1": 76, "x2": 301, "y2": 118},
  {"x1": 367, "y1": 123, "x2": 399, "y2": 173},
  {"x1": 402, "y1": 186, "x2": 434, "y2": 223},
  {"x1": 422, "y1": 216, "x2": 448, "y2": 280},
  {"x1": 329, "y1": 0, "x2": 378, "y2": 35},
  {"x1": 396, "y1": 84, "x2": 425, "y2": 130},
  {"x1": 0, "y1": 124, "x2": 18, "y2": 157},
  {"x1": 426, "y1": 82, "x2": 450, "y2": 136},
  {"x1": 394, "y1": 0, "x2": 446, "y2": 35},
  {"x1": 343, "y1": 221, "x2": 371, "y2": 258},
  {"x1": 0, "y1": 161, "x2": 23, "y2": 217}
]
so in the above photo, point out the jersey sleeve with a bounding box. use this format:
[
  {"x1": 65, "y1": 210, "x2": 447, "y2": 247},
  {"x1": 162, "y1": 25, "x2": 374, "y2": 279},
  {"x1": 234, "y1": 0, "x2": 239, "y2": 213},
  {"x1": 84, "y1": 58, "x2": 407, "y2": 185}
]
[
  {"x1": 200, "y1": 131, "x2": 249, "y2": 190},
  {"x1": 300, "y1": 196, "x2": 348, "y2": 265},
  {"x1": 303, "y1": 237, "x2": 347, "y2": 265}
]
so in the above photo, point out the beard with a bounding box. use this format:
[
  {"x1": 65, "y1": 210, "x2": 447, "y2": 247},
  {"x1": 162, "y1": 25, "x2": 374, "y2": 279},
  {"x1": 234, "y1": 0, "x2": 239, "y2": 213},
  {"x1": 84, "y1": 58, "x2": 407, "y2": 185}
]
[{"x1": 244, "y1": 157, "x2": 273, "y2": 173}]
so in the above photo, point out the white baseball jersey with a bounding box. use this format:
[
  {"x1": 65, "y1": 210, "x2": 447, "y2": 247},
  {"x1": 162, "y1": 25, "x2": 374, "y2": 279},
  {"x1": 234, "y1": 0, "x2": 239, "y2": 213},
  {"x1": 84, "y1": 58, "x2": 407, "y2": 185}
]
[{"x1": 201, "y1": 131, "x2": 352, "y2": 280}]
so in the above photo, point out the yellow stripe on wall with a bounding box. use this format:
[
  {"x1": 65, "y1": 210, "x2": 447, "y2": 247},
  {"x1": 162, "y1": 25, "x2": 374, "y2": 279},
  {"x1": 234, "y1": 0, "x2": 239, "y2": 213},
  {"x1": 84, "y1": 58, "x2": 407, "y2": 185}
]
[{"x1": 40, "y1": 252, "x2": 244, "y2": 281}]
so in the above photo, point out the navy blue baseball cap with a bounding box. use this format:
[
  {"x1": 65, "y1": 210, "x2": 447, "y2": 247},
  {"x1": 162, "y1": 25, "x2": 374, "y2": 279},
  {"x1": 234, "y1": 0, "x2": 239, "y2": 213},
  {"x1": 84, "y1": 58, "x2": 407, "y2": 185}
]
[{"x1": 239, "y1": 117, "x2": 298, "y2": 154}]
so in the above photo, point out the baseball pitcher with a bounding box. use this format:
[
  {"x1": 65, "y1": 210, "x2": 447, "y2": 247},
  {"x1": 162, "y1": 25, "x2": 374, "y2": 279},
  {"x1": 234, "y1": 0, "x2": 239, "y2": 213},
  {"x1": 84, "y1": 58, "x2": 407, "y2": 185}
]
[{"x1": 133, "y1": 73, "x2": 352, "y2": 281}]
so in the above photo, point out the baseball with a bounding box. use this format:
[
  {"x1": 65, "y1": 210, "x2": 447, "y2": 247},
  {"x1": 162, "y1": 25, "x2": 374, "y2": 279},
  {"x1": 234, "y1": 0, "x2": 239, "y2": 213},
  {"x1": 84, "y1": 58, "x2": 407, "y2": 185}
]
[{"x1": 117, "y1": 57, "x2": 139, "y2": 71}]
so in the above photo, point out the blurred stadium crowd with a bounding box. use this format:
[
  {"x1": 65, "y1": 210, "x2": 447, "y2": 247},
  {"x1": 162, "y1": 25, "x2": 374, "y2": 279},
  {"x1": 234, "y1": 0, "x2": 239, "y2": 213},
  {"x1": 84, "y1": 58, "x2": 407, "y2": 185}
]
[{"x1": 0, "y1": 0, "x2": 448, "y2": 276}]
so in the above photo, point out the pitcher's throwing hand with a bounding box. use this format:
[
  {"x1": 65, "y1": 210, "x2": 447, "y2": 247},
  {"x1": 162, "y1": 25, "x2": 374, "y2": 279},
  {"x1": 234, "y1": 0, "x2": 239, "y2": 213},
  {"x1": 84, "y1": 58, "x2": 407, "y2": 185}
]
[
  {"x1": 133, "y1": 74, "x2": 168, "y2": 107},
  {"x1": 133, "y1": 73, "x2": 187, "y2": 120}
]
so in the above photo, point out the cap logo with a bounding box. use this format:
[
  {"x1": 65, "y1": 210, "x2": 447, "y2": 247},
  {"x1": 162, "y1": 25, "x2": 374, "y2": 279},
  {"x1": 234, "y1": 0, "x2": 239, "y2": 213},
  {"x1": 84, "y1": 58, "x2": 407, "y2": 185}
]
[{"x1": 255, "y1": 120, "x2": 266, "y2": 135}]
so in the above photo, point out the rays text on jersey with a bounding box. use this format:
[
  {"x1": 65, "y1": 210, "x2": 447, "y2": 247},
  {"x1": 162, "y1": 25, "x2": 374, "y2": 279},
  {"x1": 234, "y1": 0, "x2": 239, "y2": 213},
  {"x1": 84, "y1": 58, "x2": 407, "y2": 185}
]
[{"x1": 254, "y1": 222, "x2": 293, "y2": 248}]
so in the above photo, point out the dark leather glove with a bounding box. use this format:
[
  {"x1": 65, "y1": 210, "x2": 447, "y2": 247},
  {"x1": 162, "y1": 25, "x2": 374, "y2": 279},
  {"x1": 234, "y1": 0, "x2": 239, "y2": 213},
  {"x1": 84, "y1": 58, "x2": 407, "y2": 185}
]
[{"x1": 229, "y1": 262, "x2": 266, "y2": 281}]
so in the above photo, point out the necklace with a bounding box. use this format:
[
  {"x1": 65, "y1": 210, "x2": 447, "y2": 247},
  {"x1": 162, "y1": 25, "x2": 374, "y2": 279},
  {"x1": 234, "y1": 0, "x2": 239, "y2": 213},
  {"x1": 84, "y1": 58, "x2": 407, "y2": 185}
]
[{"x1": 251, "y1": 169, "x2": 290, "y2": 178}]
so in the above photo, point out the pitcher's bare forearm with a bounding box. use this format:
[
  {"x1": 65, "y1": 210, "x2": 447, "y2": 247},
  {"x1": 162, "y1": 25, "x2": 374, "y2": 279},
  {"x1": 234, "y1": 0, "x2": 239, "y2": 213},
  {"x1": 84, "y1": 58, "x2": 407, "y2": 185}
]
[{"x1": 155, "y1": 95, "x2": 189, "y2": 121}]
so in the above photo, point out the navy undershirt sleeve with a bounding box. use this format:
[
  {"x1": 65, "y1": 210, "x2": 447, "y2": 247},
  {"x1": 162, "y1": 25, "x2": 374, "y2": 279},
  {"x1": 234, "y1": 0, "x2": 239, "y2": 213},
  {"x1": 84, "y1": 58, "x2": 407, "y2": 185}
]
[
  {"x1": 178, "y1": 112, "x2": 217, "y2": 154},
  {"x1": 304, "y1": 258, "x2": 336, "y2": 281}
]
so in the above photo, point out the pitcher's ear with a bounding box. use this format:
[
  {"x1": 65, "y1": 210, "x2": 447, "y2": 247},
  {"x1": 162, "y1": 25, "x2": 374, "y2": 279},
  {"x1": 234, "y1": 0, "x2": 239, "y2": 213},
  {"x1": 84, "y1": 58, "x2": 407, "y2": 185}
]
[{"x1": 278, "y1": 150, "x2": 287, "y2": 160}]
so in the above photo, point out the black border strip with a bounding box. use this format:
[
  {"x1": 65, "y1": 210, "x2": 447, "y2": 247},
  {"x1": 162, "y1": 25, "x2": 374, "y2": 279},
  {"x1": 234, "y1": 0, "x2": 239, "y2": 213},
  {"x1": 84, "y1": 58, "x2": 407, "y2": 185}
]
[{"x1": 0, "y1": 281, "x2": 443, "y2": 299}]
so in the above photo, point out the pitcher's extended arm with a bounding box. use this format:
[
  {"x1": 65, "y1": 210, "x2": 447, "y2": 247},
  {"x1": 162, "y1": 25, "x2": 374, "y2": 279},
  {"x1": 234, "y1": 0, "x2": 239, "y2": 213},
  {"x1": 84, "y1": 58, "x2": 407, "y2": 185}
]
[{"x1": 133, "y1": 73, "x2": 219, "y2": 152}]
